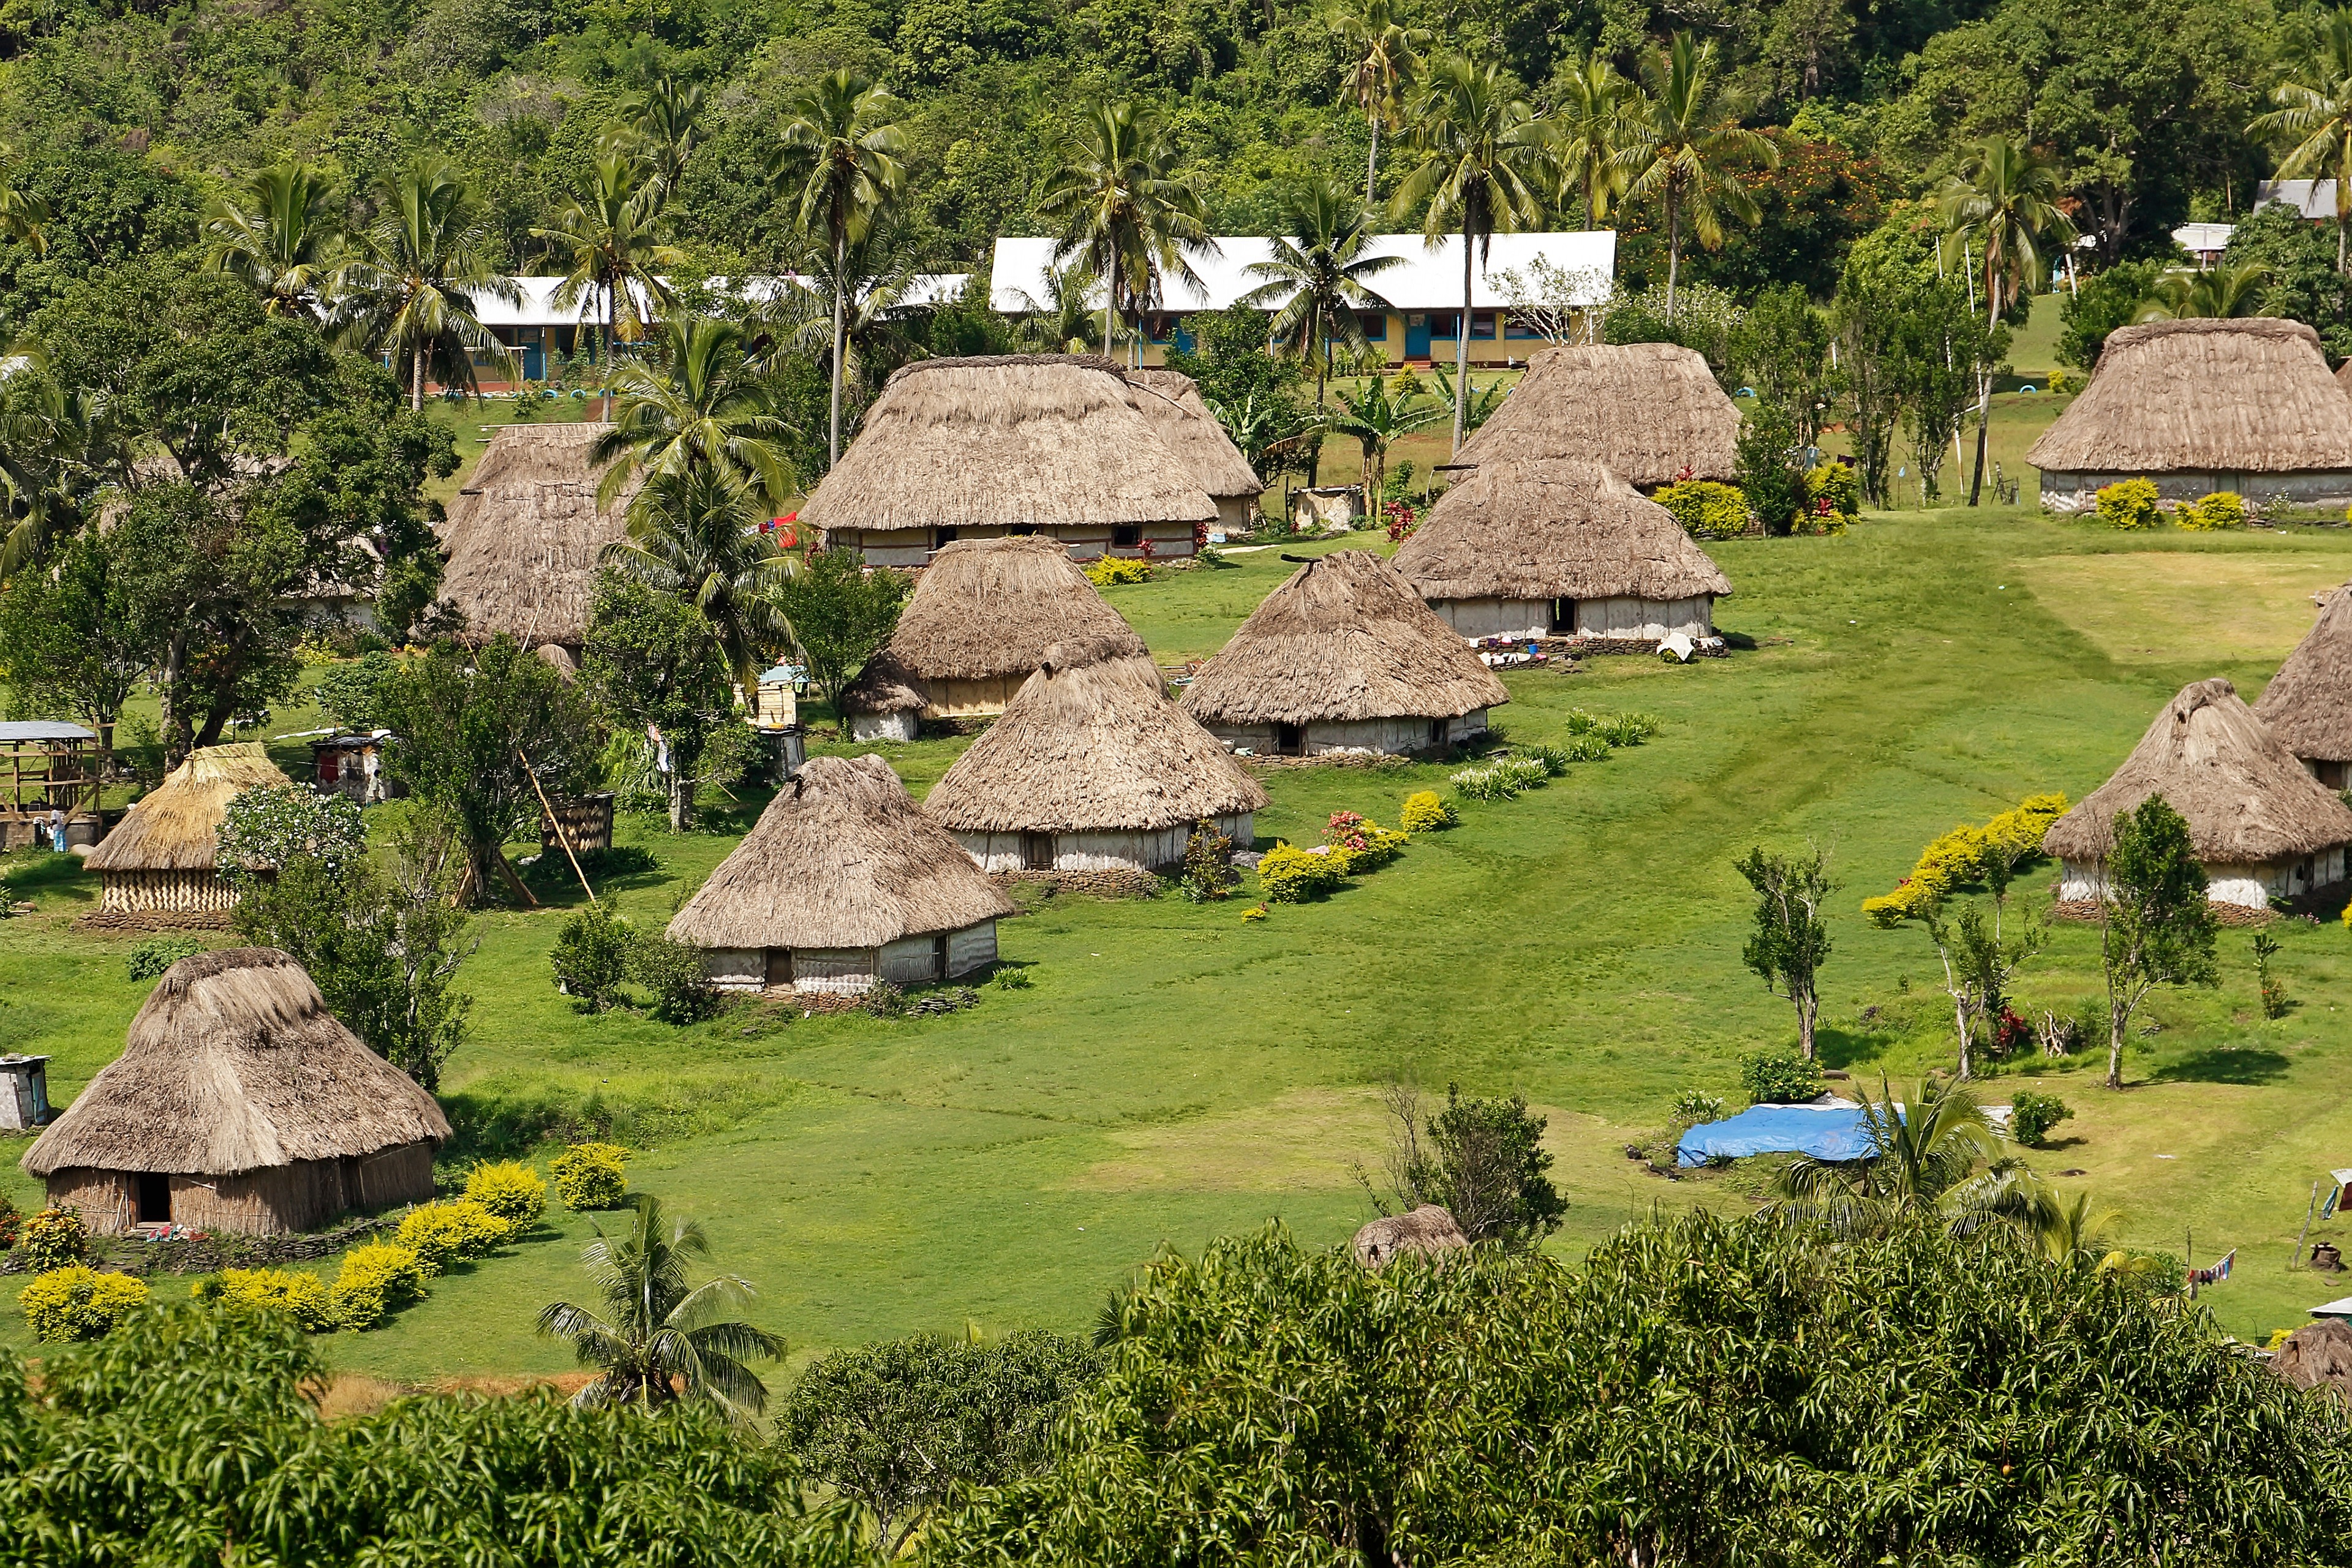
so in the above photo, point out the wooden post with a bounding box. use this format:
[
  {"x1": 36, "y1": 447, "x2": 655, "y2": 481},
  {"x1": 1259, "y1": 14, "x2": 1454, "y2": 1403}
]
[
  {"x1": 520, "y1": 750, "x2": 595, "y2": 904},
  {"x1": 2294, "y1": 1180, "x2": 2322, "y2": 1270}
]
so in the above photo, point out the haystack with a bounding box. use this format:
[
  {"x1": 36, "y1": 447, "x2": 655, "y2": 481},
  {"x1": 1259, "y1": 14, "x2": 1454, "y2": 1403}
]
[
  {"x1": 666, "y1": 754, "x2": 1017, "y2": 994},
  {"x1": 21, "y1": 948, "x2": 449, "y2": 1235},
  {"x1": 1121, "y1": 369, "x2": 1263, "y2": 535},
  {"x1": 924, "y1": 652, "x2": 1267, "y2": 873},
  {"x1": 2253, "y1": 581, "x2": 2352, "y2": 785},
  {"x1": 1393, "y1": 456, "x2": 1732, "y2": 641},
  {"x1": 2041, "y1": 677, "x2": 2352, "y2": 909},
  {"x1": 83, "y1": 744, "x2": 290, "y2": 924},
  {"x1": 1454, "y1": 342, "x2": 1741, "y2": 487},
  {"x1": 2027, "y1": 319, "x2": 2352, "y2": 512},
  {"x1": 438, "y1": 422, "x2": 641, "y2": 650},
  {"x1": 1178, "y1": 551, "x2": 1508, "y2": 755},
  {"x1": 797, "y1": 355, "x2": 1217, "y2": 566},
  {"x1": 841, "y1": 535, "x2": 1152, "y2": 742}
]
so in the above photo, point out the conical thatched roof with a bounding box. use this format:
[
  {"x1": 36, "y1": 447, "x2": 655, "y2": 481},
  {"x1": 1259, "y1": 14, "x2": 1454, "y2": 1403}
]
[
  {"x1": 925, "y1": 652, "x2": 1268, "y2": 834},
  {"x1": 1392, "y1": 456, "x2": 1733, "y2": 603},
  {"x1": 2274, "y1": 1317, "x2": 2352, "y2": 1397},
  {"x1": 1179, "y1": 551, "x2": 1509, "y2": 725},
  {"x1": 439, "y1": 423, "x2": 641, "y2": 649},
  {"x1": 1455, "y1": 343, "x2": 1741, "y2": 486},
  {"x1": 668, "y1": 754, "x2": 1015, "y2": 950},
  {"x1": 843, "y1": 535, "x2": 1150, "y2": 715},
  {"x1": 2337, "y1": 357, "x2": 2352, "y2": 395},
  {"x1": 2253, "y1": 582, "x2": 2352, "y2": 763},
  {"x1": 84, "y1": 744, "x2": 289, "y2": 874},
  {"x1": 22, "y1": 948, "x2": 451, "y2": 1178},
  {"x1": 797, "y1": 356, "x2": 1218, "y2": 535},
  {"x1": 2042, "y1": 677, "x2": 2352, "y2": 863},
  {"x1": 1121, "y1": 369, "x2": 1262, "y2": 500},
  {"x1": 2027, "y1": 318, "x2": 2352, "y2": 475}
]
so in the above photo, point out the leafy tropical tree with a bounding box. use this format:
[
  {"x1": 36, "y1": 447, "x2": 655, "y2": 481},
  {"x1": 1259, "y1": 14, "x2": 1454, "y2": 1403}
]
[
  {"x1": 592, "y1": 313, "x2": 797, "y2": 512},
  {"x1": 331, "y1": 157, "x2": 521, "y2": 410},
  {"x1": 772, "y1": 225, "x2": 925, "y2": 414},
  {"x1": 1332, "y1": 0, "x2": 1428, "y2": 206},
  {"x1": 0, "y1": 145, "x2": 45, "y2": 257},
  {"x1": 1237, "y1": 176, "x2": 1401, "y2": 472},
  {"x1": 1008, "y1": 258, "x2": 1106, "y2": 353},
  {"x1": 536, "y1": 1192, "x2": 786, "y2": 1417},
  {"x1": 1735, "y1": 845, "x2": 1836, "y2": 1060},
  {"x1": 2096, "y1": 794, "x2": 2220, "y2": 1089},
  {"x1": 1392, "y1": 55, "x2": 1548, "y2": 454},
  {"x1": 2136, "y1": 262, "x2": 2271, "y2": 320},
  {"x1": 0, "y1": 368, "x2": 121, "y2": 582},
  {"x1": 1773, "y1": 1075, "x2": 2002, "y2": 1226},
  {"x1": 598, "y1": 464, "x2": 795, "y2": 693},
  {"x1": 532, "y1": 151, "x2": 684, "y2": 413},
  {"x1": 2251, "y1": 6, "x2": 2352, "y2": 274},
  {"x1": 1037, "y1": 99, "x2": 1214, "y2": 370},
  {"x1": 1621, "y1": 32, "x2": 1779, "y2": 320},
  {"x1": 1328, "y1": 374, "x2": 1441, "y2": 500},
  {"x1": 0, "y1": 526, "x2": 146, "y2": 754},
  {"x1": 201, "y1": 162, "x2": 342, "y2": 316},
  {"x1": 1363, "y1": 1080, "x2": 1566, "y2": 1248},
  {"x1": 769, "y1": 69, "x2": 908, "y2": 467},
  {"x1": 581, "y1": 571, "x2": 742, "y2": 831},
  {"x1": 1549, "y1": 50, "x2": 1631, "y2": 229},
  {"x1": 773, "y1": 546, "x2": 908, "y2": 717},
  {"x1": 625, "y1": 70, "x2": 706, "y2": 199},
  {"x1": 1936, "y1": 134, "x2": 2072, "y2": 503}
]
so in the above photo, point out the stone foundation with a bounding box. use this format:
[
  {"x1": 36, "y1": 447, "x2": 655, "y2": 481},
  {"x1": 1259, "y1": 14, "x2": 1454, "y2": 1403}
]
[{"x1": 989, "y1": 867, "x2": 1164, "y2": 899}]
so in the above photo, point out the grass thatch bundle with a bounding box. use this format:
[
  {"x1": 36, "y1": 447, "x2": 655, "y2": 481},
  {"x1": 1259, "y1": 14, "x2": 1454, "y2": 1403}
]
[
  {"x1": 1392, "y1": 456, "x2": 1733, "y2": 603},
  {"x1": 84, "y1": 744, "x2": 289, "y2": 873},
  {"x1": 2042, "y1": 677, "x2": 2352, "y2": 864},
  {"x1": 2253, "y1": 581, "x2": 2352, "y2": 765},
  {"x1": 1179, "y1": 551, "x2": 1508, "y2": 725},
  {"x1": 925, "y1": 652, "x2": 1267, "y2": 833},
  {"x1": 1121, "y1": 369, "x2": 1262, "y2": 502},
  {"x1": 667, "y1": 754, "x2": 1015, "y2": 950},
  {"x1": 21, "y1": 948, "x2": 451, "y2": 1179},
  {"x1": 1455, "y1": 343, "x2": 1741, "y2": 486},
  {"x1": 2027, "y1": 318, "x2": 2352, "y2": 475},
  {"x1": 439, "y1": 422, "x2": 641, "y2": 649},
  {"x1": 797, "y1": 355, "x2": 1218, "y2": 535},
  {"x1": 844, "y1": 535, "x2": 1150, "y2": 715}
]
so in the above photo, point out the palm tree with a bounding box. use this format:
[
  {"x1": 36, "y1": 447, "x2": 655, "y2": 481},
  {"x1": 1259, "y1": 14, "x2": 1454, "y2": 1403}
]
[
  {"x1": 1036, "y1": 99, "x2": 1215, "y2": 371},
  {"x1": 1551, "y1": 51, "x2": 1631, "y2": 230},
  {"x1": 330, "y1": 157, "x2": 521, "y2": 410},
  {"x1": 1621, "y1": 32, "x2": 1778, "y2": 320},
  {"x1": 1009, "y1": 258, "x2": 1107, "y2": 353},
  {"x1": 772, "y1": 225, "x2": 923, "y2": 413},
  {"x1": 535, "y1": 1193, "x2": 785, "y2": 1417},
  {"x1": 1333, "y1": 0, "x2": 1429, "y2": 208},
  {"x1": 2252, "y1": 7, "x2": 2352, "y2": 274},
  {"x1": 1936, "y1": 134, "x2": 2071, "y2": 503},
  {"x1": 1329, "y1": 374, "x2": 1442, "y2": 502},
  {"x1": 627, "y1": 70, "x2": 705, "y2": 200},
  {"x1": 1392, "y1": 55, "x2": 1548, "y2": 456},
  {"x1": 592, "y1": 313, "x2": 798, "y2": 513},
  {"x1": 1772, "y1": 1076, "x2": 2002, "y2": 1233},
  {"x1": 202, "y1": 162, "x2": 342, "y2": 316},
  {"x1": 532, "y1": 151, "x2": 684, "y2": 416},
  {"x1": 0, "y1": 144, "x2": 47, "y2": 257},
  {"x1": 769, "y1": 69, "x2": 907, "y2": 469},
  {"x1": 1238, "y1": 176, "x2": 1402, "y2": 478},
  {"x1": 600, "y1": 465, "x2": 796, "y2": 695},
  {"x1": 2135, "y1": 262, "x2": 2271, "y2": 322},
  {"x1": 0, "y1": 370, "x2": 120, "y2": 584}
]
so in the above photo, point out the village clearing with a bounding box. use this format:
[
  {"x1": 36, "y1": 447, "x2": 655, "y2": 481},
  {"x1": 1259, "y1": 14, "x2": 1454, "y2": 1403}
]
[{"x1": 1, "y1": 497, "x2": 2350, "y2": 1373}]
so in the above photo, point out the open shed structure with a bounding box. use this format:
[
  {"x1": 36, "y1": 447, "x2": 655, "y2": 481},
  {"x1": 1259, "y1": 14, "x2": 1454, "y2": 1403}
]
[
  {"x1": 2254, "y1": 580, "x2": 2352, "y2": 786},
  {"x1": 2042, "y1": 677, "x2": 2352, "y2": 910},
  {"x1": 1453, "y1": 342, "x2": 1741, "y2": 488},
  {"x1": 0, "y1": 721, "x2": 102, "y2": 850},
  {"x1": 21, "y1": 948, "x2": 449, "y2": 1235},
  {"x1": 1178, "y1": 551, "x2": 1508, "y2": 755},
  {"x1": 439, "y1": 422, "x2": 643, "y2": 652},
  {"x1": 81, "y1": 744, "x2": 289, "y2": 924},
  {"x1": 668, "y1": 753, "x2": 1017, "y2": 994},
  {"x1": 1120, "y1": 369, "x2": 1263, "y2": 535}
]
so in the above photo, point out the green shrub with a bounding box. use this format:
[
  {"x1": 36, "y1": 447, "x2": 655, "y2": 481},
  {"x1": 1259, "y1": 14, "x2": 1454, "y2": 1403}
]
[
  {"x1": 1524, "y1": 744, "x2": 1572, "y2": 777},
  {"x1": 990, "y1": 965, "x2": 1034, "y2": 990},
  {"x1": 861, "y1": 979, "x2": 908, "y2": 1018},
  {"x1": 1180, "y1": 819, "x2": 1239, "y2": 903},
  {"x1": 629, "y1": 932, "x2": 721, "y2": 1024},
  {"x1": 1561, "y1": 709, "x2": 1599, "y2": 734},
  {"x1": 549, "y1": 1141, "x2": 630, "y2": 1210},
  {"x1": 196, "y1": 1267, "x2": 337, "y2": 1333},
  {"x1": 463, "y1": 1160, "x2": 548, "y2": 1230},
  {"x1": 1400, "y1": 791, "x2": 1457, "y2": 832},
  {"x1": 394, "y1": 1200, "x2": 510, "y2": 1274},
  {"x1": 1494, "y1": 757, "x2": 1552, "y2": 791},
  {"x1": 1449, "y1": 764, "x2": 1520, "y2": 801},
  {"x1": 1740, "y1": 1050, "x2": 1825, "y2": 1105},
  {"x1": 2177, "y1": 491, "x2": 2247, "y2": 531},
  {"x1": 1672, "y1": 1090, "x2": 1726, "y2": 1125},
  {"x1": 2009, "y1": 1090, "x2": 2075, "y2": 1148},
  {"x1": 22, "y1": 1267, "x2": 148, "y2": 1341},
  {"x1": 126, "y1": 935, "x2": 206, "y2": 981},
  {"x1": 1084, "y1": 555, "x2": 1153, "y2": 587},
  {"x1": 1559, "y1": 734, "x2": 1613, "y2": 763},
  {"x1": 1600, "y1": 714, "x2": 1657, "y2": 748},
  {"x1": 1804, "y1": 461, "x2": 1860, "y2": 520},
  {"x1": 1653, "y1": 480, "x2": 1751, "y2": 541},
  {"x1": 330, "y1": 1242, "x2": 429, "y2": 1330},
  {"x1": 1257, "y1": 842, "x2": 1348, "y2": 903},
  {"x1": 23, "y1": 1206, "x2": 88, "y2": 1270},
  {"x1": 551, "y1": 903, "x2": 636, "y2": 1012},
  {"x1": 2094, "y1": 477, "x2": 2162, "y2": 530}
]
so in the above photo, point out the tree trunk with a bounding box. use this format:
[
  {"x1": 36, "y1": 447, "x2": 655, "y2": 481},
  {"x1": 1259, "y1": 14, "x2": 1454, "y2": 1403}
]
[
  {"x1": 1452, "y1": 228, "x2": 1472, "y2": 456},
  {"x1": 830, "y1": 229, "x2": 848, "y2": 466},
  {"x1": 411, "y1": 345, "x2": 424, "y2": 413},
  {"x1": 1796, "y1": 983, "x2": 1817, "y2": 1060},
  {"x1": 604, "y1": 285, "x2": 616, "y2": 421},
  {"x1": 1311, "y1": 347, "x2": 1325, "y2": 488},
  {"x1": 1104, "y1": 254, "x2": 1117, "y2": 362},
  {"x1": 668, "y1": 774, "x2": 694, "y2": 834},
  {"x1": 159, "y1": 631, "x2": 192, "y2": 769},
  {"x1": 1366, "y1": 112, "x2": 1379, "y2": 211},
  {"x1": 1665, "y1": 193, "x2": 1681, "y2": 320},
  {"x1": 1967, "y1": 275, "x2": 1997, "y2": 507},
  {"x1": 1955, "y1": 1000, "x2": 1973, "y2": 1080},
  {"x1": 2106, "y1": 1005, "x2": 2124, "y2": 1090}
]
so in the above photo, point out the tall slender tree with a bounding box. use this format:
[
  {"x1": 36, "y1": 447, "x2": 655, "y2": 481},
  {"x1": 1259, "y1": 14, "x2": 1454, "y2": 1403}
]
[
  {"x1": 331, "y1": 158, "x2": 519, "y2": 410},
  {"x1": 627, "y1": 71, "x2": 706, "y2": 200},
  {"x1": 532, "y1": 151, "x2": 684, "y2": 416},
  {"x1": 599, "y1": 466, "x2": 795, "y2": 692},
  {"x1": 769, "y1": 69, "x2": 907, "y2": 468},
  {"x1": 1238, "y1": 176, "x2": 1402, "y2": 477},
  {"x1": 1037, "y1": 99, "x2": 1215, "y2": 371},
  {"x1": 1936, "y1": 135, "x2": 2070, "y2": 503},
  {"x1": 202, "y1": 162, "x2": 342, "y2": 316},
  {"x1": 1333, "y1": 0, "x2": 1428, "y2": 208},
  {"x1": 1392, "y1": 55, "x2": 1548, "y2": 455},
  {"x1": 1550, "y1": 51, "x2": 1631, "y2": 230},
  {"x1": 1621, "y1": 32, "x2": 1778, "y2": 320},
  {"x1": 2251, "y1": 7, "x2": 2352, "y2": 274},
  {"x1": 592, "y1": 313, "x2": 797, "y2": 511}
]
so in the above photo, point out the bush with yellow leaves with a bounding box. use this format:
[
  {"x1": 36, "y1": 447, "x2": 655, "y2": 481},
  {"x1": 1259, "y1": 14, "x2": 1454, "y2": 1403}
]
[
  {"x1": 1861, "y1": 792, "x2": 2069, "y2": 927},
  {"x1": 462, "y1": 1160, "x2": 548, "y2": 1231},
  {"x1": 23, "y1": 1267, "x2": 149, "y2": 1341},
  {"x1": 1400, "y1": 790, "x2": 1457, "y2": 832},
  {"x1": 329, "y1": 1242, "x2": 429, "y2": 1330},
  {"x1": 195, "y1": 1267, "x2": 338, "y2": 1333},
  {"x1": 394, "y1": 1199, "x2": 511, "y2": 1275}
]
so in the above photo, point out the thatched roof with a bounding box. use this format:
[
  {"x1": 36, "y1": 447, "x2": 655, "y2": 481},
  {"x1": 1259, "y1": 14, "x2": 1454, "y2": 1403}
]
[
  {"x1": 797, "y1": 356, "x2": 1218, "y2": 535},
  {"x1": 1392, "y1": 456, "x2": 1733, "y2": 603},
  {"x1": 668, "y1": 754, "x2": 1015, "y2": 950},
  {"x1": 1121, "y1": 369, "x2": 1262, "y2": 500},
  {"x1": 2041, "y1": 677, "x2": 2352, "y2": 863},
  {"x1": 1455, "y1": 343, "x2": 1741, "y2": 486},
  {"x1": 84, "y1": 744, "x2": 288, "y2": 874},
  {"x1": 2026, "y1": 318, "x2": 2352, "y2": 475},
  {"x1": 2337, "y1": 356, "x2": 2352, "y2": 395},
  {"x1": 1179, "y1": 551, "x2": 1509, "y2": 725},
  {"x1": 843, "y1": 535, "x2": 1150, "y2": 715},
  {"x1": 2253, "y1": 581, "x2": 2352, "y2": 763},
  {"x1": 924, "y1": 652, "x2": 1267, "y2": 834},
  {"x1": 2274, "y1": 1317, "x2": 2352, "y2": 1398},
  {"x1": 439, "y1": 423, "x2": 641, "y2": 649},
  {"x1": 1352, "y1": 1205, "x2": 1469, "y2": 1268},
  {"x1": 22, "y1": 948, "x2": 451, "y2": 1178}
]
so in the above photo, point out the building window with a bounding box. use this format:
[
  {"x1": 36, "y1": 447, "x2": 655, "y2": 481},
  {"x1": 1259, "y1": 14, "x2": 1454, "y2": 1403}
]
[
  {"x1": 1430, "y1": 312, "x2": 1461, "y2": 341},
  {"x1": 1112, "y1": 524, "x2": 1140, "y2": 549},
  {"x1": 1359, "y1": 311, "x2": 1387, "y2": 341},
  {"x1": 1505, "y1": 312, "x2": 1547, "y2": 339},
  {"x1": 1471, "y1": 311, "x2": 1497, "y2": 339}
]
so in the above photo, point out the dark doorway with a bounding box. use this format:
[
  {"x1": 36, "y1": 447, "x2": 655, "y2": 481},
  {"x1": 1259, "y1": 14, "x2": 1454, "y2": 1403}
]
[
  {"x1": 137, "y1": 1172, "x2": 170, "y2": 1224},
  {"x1": 2320, "y1": 760, "x2": 2348, "y2": 790},
  {"x1": 931, "y1": 932, "x2": 949, "y2": 981},
  {"x1": 1428, "y1": 718, "x2": 1449, "y2": 750},
  {"x1": 1276, "y1": 723, "x2": 1305, "y2": 756},
  {"x1": 1549, "y1": 598, "x2": 1576, "y2": 634},
  {"x1": 764, "y1": 948, "x2": 792, "y2": 987},
  {"x1": 930, "y1": 527, "x2": 959, "y2": 552},
  {"x1": 1022, "y1": 833, "x2": 1054, "y2": 871},
  {"x1": 1112, "y1": 525, "x2": 1140, "y2": 549}
]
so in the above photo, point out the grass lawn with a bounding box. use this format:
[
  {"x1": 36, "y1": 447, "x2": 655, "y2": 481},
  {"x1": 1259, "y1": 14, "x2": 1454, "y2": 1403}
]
[{"x1": 5, "y1": 494, "x2": 2352, "y2": 1376}]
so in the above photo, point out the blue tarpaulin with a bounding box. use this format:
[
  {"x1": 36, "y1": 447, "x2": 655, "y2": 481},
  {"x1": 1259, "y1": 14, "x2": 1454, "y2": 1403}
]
[{"x1": 1676, "y1": 1103, "x2": 1878, "y2": 1167}]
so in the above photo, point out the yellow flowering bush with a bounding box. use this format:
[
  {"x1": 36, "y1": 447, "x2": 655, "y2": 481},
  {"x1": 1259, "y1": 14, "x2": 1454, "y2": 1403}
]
[
  {"x1": 1257, "y1": 842, "x2": 1348, "y2": 902},
  {"x1": 463, "y1": 1160, "x2": 548, "y2": 1230},
  {"x1": 1653, "y1": 480, "x2": 1751, "y2": 541},
  {"x1": 2177, "y1": 491, "x2": 2247, "y2": 531},
  {"x1": 196, "y1": 1267, "x2": 337, "y2": 1332},
  {"x1": 395, "y1": 1199, "x2": 511, "y2": 1275},
  {"x1": 2094, "y1": 477, "x2": 2162, "y2": 530},
  {"x1": 22, "y1": 1267, "x2": 149, "y2": 1341},
  {"x1": 1400, "y1": 791, "x2": 1457, "y2": 832},
  {"x1": 1322, "y1": 812, "x2": 1407, "y2": 873},
  {"x1": 550, "y1": 1141, "x2": 631, "y2": 1210},
  {"x1": 1084, "y1": 556, "x2": 1155, "y2": 587},
  {"x1": 330, "y1": 1242, "x2": 429, "y2": 1330},
  {"x1": 1862, "y1": 792, "x2": 2070, "y2": 927}
]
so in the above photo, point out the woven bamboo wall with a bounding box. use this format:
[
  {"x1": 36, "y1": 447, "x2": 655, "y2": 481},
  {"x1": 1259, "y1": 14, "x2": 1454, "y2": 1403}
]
[
  {"x1": 99, "y1": 869, "x2": 240, "y2": 914},
  {"x1": 51, "y1": 1144, "x2": 439, "y2": 1236},
  {"x1": 47, "y1": 1169, "x2": 137, "y2": 1232}
]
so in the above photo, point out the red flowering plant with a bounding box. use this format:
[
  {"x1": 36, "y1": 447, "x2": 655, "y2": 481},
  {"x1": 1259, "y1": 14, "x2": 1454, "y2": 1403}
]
[
  {"x1": 1324, "y1": 812, "x2": 1373, "y2": 854},
  {"x1": 1384, "y1": 500, "x2": 1419, "y2": 541}
]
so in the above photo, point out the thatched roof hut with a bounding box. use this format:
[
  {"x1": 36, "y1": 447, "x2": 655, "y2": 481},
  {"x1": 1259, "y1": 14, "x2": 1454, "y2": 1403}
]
[
  {"x1": 2027, "y1": 319, "x2": 2352, "y2": 511},
  {"x1": 2043, "y1": 677, "x2": 2352, "y2": 909},
  {"x1": 1121, "y1": 369, "x2": 1262, "y2": 532},
  {"x1": 842, "y1": 535, "x2": 1152, "y2": 740},
  {"x1": 1353, "y1": 1205, "x2": 1469, "y2": 1268},
  {"x1": 1393, "y1": 456, "x2": 1732, "y2": 643},
  {"x1": 439, "y1": 422, "x2": 641, "y2": 650},
  {"x1": 1178, "y1": 551, "x2": 1508, "y2": 755},
  {"x1": 2253, "y1": 581, "x2": 2352, "y2": 784},
  {"x1": 666, "y1": 754, "x2": 1016, "y2": 994},
  {"x1": 1454, "y1": 342, "x2": 1741, "y2": 487},
  {"x1": 797, "y1": 355, "x2": 1218, "y2": 567},
  {"x1": 83, "y1": 744, "x2": 289, "y2": 924},
  {"x1": 23, "y1": 948, "x2": 449, "y2": 1235},
  {"x1": 2274, "y1": 1317, "x2": 2352, "y2": 1399},
  {"x1": 925, "y1": 652, "x2": 1268, "y2": 874}
]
